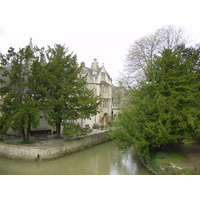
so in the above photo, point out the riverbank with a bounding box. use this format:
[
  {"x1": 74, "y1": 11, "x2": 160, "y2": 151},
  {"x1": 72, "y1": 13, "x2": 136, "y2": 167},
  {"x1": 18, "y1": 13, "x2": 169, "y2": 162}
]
[
  {"x1": 0, "y1": 141, "x2": 151, "y2": 175},
  {"x1": 140, "y1": 142, "x2": 200, "y2": 175},
  {"x1": 0, "y1": 130, "x2": 111, "y2": 161}
]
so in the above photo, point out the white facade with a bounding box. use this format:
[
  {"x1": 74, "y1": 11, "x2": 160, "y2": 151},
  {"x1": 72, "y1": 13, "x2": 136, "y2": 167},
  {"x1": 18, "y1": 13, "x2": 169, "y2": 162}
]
[{"x1": 80, "y1": 59, "x2": 113, "y2": 128}]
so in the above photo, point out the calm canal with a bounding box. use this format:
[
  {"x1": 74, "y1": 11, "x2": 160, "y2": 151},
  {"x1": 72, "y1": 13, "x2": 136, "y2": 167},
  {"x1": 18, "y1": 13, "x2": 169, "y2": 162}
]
[{"x1": 0, "y1": 141, "x2": 150, "y2": 175}]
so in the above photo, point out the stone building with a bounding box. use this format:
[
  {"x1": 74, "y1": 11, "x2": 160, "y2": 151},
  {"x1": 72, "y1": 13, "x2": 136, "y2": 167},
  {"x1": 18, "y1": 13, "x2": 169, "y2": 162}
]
[{"x1": 80, "y1": 59, "x2": 113, "y2": 128}]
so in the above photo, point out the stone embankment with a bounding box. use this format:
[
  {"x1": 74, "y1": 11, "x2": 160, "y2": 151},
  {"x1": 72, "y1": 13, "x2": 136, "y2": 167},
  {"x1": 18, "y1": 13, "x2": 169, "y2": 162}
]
[{"x1": 0, "y1": 131, "x2": 111, "y2": 161}]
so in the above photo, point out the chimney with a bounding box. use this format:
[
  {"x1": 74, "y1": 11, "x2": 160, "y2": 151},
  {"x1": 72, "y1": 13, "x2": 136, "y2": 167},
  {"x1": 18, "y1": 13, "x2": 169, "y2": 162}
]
[{"x1": 91, "y1": 58, "x2": 99, "y2": 71}]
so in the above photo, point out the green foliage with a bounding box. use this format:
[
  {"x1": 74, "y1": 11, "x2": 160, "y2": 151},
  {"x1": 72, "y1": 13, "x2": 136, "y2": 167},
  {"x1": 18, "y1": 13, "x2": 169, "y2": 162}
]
[
  {"x1": 112, "y1": 45, "x2": 200, "y2": 158},
  {"x1": 0, "y1": 43, "x2": 100, "y2": 140},
  {"x1": 160, "y1": 166, "x2": 198, "y2": 175},
  {"x1": 0, "y1": 45, "x2": 42, "y2": 140},
  {"x1": 63, "y1": 122, "x2": 91, "y2": 138},
  {"x1": 147, "y1": 150, "x2": 199, "y2": 175},
  {"x1": 150, "y1": 150, "x2": 185, "y2": 162},
  {"x1": 43, "y1": 44, "x2": 100, "y2": 135},
  {"x1": 106, "y1": 120, "x2": 114, "y2": 127},
  {"x1": 93, "y1": 123, "x2": 99, "y2": 129},
  {"x1": 20, "y1": 140, "x2": 34, "y2": 144},
  {"x1": 123, "y1": 26, "x2": 188, "y2": 87}
]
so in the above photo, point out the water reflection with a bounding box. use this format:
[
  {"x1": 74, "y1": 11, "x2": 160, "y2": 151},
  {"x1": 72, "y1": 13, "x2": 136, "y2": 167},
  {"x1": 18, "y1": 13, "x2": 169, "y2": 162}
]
[
  {"x1": 0, "y1": 142, "x2": 150, "y2": 175},
  {"x1": 110, "y1": 151, "x2": 138, "y2": 175}
]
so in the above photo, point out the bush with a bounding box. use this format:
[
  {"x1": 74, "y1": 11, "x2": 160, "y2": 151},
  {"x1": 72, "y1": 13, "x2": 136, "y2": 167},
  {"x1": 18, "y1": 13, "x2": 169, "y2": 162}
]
[{"x1": 93, "y1": 123, "x2": 99, "y2": 129}]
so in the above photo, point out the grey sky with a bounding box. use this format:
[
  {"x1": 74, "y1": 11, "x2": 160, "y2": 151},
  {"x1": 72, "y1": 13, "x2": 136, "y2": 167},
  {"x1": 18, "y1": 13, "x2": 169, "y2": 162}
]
[{"x1": 1, "y1": 0, "x2": 200, "y2": 82}]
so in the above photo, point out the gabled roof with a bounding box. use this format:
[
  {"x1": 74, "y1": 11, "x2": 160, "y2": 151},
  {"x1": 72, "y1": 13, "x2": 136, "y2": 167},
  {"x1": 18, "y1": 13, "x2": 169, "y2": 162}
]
[
  {"x1": 84, "y1": 66, "x2": 102, "y2": 76},
  {"x1": 84, "y1": 66, "x2": 110, "y2": 78},
  {"x1": 84, "y1": 67, "x2": 93, "y2": 75},
  {"x1": 100, "y1": 81, "x2": 110, "y2": 85}
]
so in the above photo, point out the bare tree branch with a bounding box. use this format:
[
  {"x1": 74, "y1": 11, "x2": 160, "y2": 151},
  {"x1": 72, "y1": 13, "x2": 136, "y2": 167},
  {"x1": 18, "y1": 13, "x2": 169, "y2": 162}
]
[{"x1": 122, "y1": 25, "x2": 189, "y2": 88}]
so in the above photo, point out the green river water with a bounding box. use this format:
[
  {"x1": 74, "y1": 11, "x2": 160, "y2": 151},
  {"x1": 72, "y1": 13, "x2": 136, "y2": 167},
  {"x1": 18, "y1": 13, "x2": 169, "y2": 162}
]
[{"x1": 0, "y1": 141, "x2": 151, "y2": 175}]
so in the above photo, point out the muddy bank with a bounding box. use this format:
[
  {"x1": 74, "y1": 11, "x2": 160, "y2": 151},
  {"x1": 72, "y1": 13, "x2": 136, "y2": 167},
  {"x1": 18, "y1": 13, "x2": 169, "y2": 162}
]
[
  {"x1": 139, "y1": 142, "x2": 200, "y2": 175},
  {"x1": 172, "y1": 143, "x2": 200, "y2": 173}
]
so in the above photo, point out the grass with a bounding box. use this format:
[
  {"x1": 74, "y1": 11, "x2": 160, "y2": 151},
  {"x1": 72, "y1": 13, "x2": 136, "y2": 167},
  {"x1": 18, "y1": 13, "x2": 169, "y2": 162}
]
[
  {"x1": 154, "y1": 150, "x2": 184, "y2": 161},
  {"x1": 147, "y1": 149, "x2": 199, "y2": 175},
  {"x1": 20, "y1": 140, "x2": 34, "y2": 144}
]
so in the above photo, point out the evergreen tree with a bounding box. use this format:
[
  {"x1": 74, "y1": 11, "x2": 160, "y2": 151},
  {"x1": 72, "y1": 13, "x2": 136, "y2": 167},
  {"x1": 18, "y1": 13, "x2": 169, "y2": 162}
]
[
  {"x1": 112, "y1": 45, "x2": 200, "y2": 158},
  {"x1": 44, "y1": 44, "x2": 100, "y2": 136},
  {"x1": 0, "y1": 46, "x2": 43, "y2": 141}
]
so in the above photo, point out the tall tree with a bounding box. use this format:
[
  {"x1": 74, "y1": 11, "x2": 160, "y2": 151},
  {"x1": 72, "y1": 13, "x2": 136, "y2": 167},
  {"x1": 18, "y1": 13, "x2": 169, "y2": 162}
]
[
  {"x1": 123, "y1": 25, "x2": 188, "y2": 88},
  {"x1": 112, "y1": 45, "x2": 200, "y2": 158},
  {"x1": 44, "y1": 44, "x2": 100, "y2": 136},
  {"x1": 0, "y1": 46, "x2": 43, "y2": 141}
]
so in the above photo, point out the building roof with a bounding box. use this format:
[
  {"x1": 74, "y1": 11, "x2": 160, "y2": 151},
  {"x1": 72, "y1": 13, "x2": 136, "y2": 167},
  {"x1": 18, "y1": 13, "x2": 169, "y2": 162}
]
[
  {"x1": 84, "y1": 66, "x2": 102, "y2": 76},
  {"x1": 100, "y1": 81, "x2": 110, "y2": 85},
  {"x1": 84, "y1": 66, "x2": 111, "y2": 78}
]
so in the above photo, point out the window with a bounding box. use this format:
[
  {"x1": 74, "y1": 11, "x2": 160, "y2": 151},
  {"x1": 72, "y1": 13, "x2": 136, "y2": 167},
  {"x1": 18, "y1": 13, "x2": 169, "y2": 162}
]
[
  {"x1": 102, "y1": 100, "x2": 108, "y2": 108},
  {"x1": 104, "y1": 86, "x2": 109, "y2": 94},
  {"x1": 101, "y1": 85, "x2": 109, "y2": 94}
]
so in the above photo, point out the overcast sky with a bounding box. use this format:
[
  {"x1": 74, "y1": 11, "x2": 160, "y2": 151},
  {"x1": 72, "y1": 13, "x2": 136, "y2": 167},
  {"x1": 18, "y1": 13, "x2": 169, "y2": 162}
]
[{"x1": 1, "y1": 0, "x2": 200, "y2": 83}]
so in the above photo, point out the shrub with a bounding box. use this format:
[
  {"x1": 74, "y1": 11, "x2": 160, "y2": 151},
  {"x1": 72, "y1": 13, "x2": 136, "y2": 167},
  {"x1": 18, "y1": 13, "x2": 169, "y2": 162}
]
[{"x1": 93, "y1": 123, "x2": 99, "y2": 129}]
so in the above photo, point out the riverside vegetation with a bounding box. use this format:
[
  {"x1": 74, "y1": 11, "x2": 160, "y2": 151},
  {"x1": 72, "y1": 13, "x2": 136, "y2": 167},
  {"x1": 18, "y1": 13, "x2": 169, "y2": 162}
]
[
  {"x1": 142, "y1": 148, "x2": 200, "y2": 175},
  {"x1": 111, "y1": 26, "x2": 200, "y2": 175},
  {"x1": 0, "y1": 44, "x2": 100, "y2": 142},
  {"x1": 1, "y1": 26, "x2": 200, "y2": 175}
]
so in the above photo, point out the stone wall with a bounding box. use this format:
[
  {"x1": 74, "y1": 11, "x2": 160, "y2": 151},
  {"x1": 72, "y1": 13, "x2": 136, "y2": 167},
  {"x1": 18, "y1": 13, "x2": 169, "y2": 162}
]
[{"x1": 0, "y1": 131, "x2": 111, "y2": 161}]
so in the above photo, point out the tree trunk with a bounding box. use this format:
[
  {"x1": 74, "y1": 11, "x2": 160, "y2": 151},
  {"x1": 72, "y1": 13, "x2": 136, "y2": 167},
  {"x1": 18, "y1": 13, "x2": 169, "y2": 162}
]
[
  {"x1": 24, "y1": 127, "x2": 29, "y2": 141},
  {"x1": 56, "y1": 122, "x2": 61, "y2": 136},
  {"x1": 22, "y1": 128, "x2": 26, "y2": 141},
  {"x1": 27, "y1": 124, "x2": 31, "y2": 141}
]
